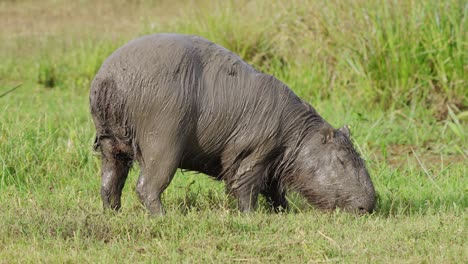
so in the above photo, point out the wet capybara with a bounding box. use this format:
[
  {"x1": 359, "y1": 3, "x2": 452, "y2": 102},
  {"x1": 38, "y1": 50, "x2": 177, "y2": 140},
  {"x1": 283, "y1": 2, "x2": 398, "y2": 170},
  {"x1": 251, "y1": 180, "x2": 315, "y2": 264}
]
[{"x1": 90, "y1": 34, "x2": 376, "y2": 215}]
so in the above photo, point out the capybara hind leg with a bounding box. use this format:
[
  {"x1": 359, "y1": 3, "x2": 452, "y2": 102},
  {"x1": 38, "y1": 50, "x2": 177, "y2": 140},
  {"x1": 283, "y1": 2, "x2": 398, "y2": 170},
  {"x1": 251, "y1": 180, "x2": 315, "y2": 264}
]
[
  {"x1": 135, "y1": 136, "x2": 183, "y2": 215},
  {"x1": 136, "y1": 159, "x2": 180, "y2": 215},
  {"x1": 99, "y1": 138, "x2": 132, "y2": 211}
]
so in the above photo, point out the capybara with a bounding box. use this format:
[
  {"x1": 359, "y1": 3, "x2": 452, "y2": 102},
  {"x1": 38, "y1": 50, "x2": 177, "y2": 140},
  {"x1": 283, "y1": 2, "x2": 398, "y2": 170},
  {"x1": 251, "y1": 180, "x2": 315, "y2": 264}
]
[{"x1": 90, "y1": 34, "x2": 376, "y2": 215}]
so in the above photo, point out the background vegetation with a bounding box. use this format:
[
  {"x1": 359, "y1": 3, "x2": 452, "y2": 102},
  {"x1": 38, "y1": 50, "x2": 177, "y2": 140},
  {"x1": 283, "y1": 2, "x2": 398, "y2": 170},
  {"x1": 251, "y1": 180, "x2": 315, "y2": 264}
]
[{"x1": 0, "y1": 0, "x2": 466, "y2": 262}]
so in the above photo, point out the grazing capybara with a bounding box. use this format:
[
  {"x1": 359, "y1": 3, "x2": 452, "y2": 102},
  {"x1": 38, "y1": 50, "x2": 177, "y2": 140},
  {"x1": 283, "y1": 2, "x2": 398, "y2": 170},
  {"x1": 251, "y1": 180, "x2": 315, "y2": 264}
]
[{"x1": 90, "y1": 34, "x2": 376, "y2": 215}]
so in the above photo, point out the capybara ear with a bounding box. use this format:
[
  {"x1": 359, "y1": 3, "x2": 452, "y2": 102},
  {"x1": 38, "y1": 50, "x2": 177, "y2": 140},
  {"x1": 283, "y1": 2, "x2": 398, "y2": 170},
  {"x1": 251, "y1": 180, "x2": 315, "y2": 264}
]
[
  {"x1": 339, "y1": 125, "x2": 351, "y2": 138},
  {"x1": 320, "y1": 126, "x2": 335, "y2": 144}
]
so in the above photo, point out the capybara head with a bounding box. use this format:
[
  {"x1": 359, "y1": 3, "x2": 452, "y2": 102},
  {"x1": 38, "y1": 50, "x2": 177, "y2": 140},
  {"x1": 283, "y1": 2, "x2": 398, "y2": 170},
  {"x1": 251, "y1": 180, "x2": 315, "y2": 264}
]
[{"x1": 294, "y1": 125, "x2": 376, "y2": 214}]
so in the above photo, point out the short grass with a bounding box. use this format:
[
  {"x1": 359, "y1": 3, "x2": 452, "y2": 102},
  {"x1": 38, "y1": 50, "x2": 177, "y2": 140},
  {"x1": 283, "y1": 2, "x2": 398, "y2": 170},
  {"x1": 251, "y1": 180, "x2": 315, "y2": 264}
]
[{"x1": 0, "y1": 0, "x2": 467, "y2": 263}]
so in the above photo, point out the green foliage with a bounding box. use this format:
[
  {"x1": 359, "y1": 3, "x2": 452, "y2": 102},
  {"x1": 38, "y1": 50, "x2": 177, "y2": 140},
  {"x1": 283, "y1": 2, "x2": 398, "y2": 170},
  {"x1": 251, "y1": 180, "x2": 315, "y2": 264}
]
[
  {"x1": 6, "y1": 0, "x2": 466, "y2": 112},
  {"x1": 37, "y1": 58, "x2": 58, "y2": 88},
  {"x1": 33, "y1": 41, "x2": 119, "y2": 90},
  {"x1": 141, "y1": 0, "x2": 467, "y2": 111}
]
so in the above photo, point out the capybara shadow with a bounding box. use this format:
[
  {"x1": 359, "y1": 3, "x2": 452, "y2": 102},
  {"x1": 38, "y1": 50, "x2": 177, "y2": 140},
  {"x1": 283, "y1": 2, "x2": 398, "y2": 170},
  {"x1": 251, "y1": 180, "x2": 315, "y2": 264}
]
[{"x1": 90, "y1": 34, "x2": 376, "y2": 215}]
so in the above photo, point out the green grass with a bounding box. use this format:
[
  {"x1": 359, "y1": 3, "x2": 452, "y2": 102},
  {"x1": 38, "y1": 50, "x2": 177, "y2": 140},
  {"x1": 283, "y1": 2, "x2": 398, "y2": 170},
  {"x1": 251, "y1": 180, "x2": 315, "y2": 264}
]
[{"x1": 0, "y1": 0, "x2": 467, "y2": 262}]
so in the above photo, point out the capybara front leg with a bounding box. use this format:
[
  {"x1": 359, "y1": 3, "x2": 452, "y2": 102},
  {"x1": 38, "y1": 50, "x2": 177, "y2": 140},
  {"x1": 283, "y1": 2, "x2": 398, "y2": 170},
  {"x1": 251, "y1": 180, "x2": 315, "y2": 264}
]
[
  {"x1": 228, "y1": 164, "x2": 265, "y2": 213},
  {"x1": 264, "y1": 183, "x2": 289, "y2": 213},
  {"x1": 237, "y1": 186, "x2": 260, "y2": 213},
  {"x1": 99, "y1": 139, "x2": 131, "y2": 211}
]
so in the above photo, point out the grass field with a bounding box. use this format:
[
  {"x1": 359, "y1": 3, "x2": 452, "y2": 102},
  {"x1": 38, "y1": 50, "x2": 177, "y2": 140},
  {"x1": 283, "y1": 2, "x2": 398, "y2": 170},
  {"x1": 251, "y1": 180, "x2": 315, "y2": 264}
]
[{"x1": 0, "y1": 0, "x2": 467, "y2": 262}]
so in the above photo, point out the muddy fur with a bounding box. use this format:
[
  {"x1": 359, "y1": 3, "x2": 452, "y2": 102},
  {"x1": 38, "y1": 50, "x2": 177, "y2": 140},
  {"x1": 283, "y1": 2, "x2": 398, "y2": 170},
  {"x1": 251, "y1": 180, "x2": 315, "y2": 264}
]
[{"x1": 90, "y1": 34, "x2": 376, "y2": 214}]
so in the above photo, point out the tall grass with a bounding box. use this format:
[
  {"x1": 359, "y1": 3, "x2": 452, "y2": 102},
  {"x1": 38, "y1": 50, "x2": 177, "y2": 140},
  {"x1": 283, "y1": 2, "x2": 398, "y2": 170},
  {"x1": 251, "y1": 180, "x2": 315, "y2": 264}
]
[
  {"x1": 35, "y1": 40, "x2": 120, "y2": 90},
  {"x1": 6, "y1": 0, "x2": 464, "y2": 115},
  {"x1": 143, "y1": 0, "x2": 467, "y2": 112}
]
